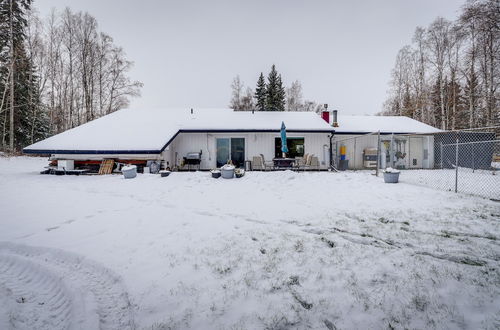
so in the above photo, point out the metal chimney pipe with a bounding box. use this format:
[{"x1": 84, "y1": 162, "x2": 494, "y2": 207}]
[{"x1": 332, "y1": 110, "x2": 338, "y2": 127}]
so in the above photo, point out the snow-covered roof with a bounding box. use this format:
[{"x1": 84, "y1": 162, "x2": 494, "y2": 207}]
[
  {"x1": 24, "y1": 108, "x2": 335, "y2": 154},
  {"x1": 333, "y1": 115, "x2": 441, "y2": 134}
]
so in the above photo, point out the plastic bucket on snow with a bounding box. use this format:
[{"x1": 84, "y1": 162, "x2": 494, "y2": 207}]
[
  {"x1": 383, "y1": 171, "x2": 400, "y2": 183},
  {"x1": 160, "y1": 170, "x2": 171, "y2": 177},
  {"x1": 122, "y1": 165, "x2": 137, "y2": 179},
  {"x1": 220, "y1": 165, "x2": 235, "y2": 179},
  {"x1": 221, "y1": 168, "x2": 234, "y2": 179}
]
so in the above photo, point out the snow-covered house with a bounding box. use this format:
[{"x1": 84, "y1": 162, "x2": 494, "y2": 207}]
[
  {"x1": 23, "y1": 107, "x2": 444, "y2": 171},
  {"x1": 328, "y1": 113, "x2": 441, "y2": 169},
  {"x1": 23, "y1": 108, "x2": 336, "y2": 170}
]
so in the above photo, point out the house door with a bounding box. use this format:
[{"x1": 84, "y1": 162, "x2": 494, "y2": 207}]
[{"x1": 216, "y1": 138, "x2": 245, "y2": 168}]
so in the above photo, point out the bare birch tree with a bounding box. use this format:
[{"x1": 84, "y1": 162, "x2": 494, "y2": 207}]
[{"x1": 382, "y1": 0, "x2": 499, "y2": 130}]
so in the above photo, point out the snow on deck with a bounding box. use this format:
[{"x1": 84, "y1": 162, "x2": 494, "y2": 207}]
[
  {"x1": 23, "y1": 108, "x2": 334, "y2": 153},
  {"x1": 0, "y1": 157, "x2": 499, "y2": 329}
]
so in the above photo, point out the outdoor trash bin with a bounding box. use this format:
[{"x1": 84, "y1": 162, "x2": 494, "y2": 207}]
[
  {"x1": 221, "y1": 164, "x2": 235, "y2": 179},
  {"x1": 122, "y1": 165, "x2": 137, "y2": 179},
  {"x1": 149, "y1": 161, "x2": 161, "y2": 174},
  {"x1": 383, "y1": 168, "x2": 400, "y2": 183},
  {"x1": 339, "y1": 159, "x2": 349, "y2": 171}
]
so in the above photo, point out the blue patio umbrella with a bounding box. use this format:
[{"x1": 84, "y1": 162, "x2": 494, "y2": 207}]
[{"x1": 280, "y1": 121, "x2": 288, "y2": 156}]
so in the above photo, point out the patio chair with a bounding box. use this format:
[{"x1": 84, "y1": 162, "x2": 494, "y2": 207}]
[
  {"x1": 293, "y1": 154, "x2": 307, "y2": 171},
  {"x1": 299, "y1": 154, "x2": 314, "y2": 171},
  {"x1": 260, "y1": 154, "x2": 274, "y2": 171},
  {"x1": 252, "y1": 156, "x2": 264, "y2": 171},
  {"x1": 310, "y1": 156, "x2": 320, "y2": 171}
]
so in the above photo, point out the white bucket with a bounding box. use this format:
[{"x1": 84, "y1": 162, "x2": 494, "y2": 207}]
[{"x1": 122, "y1": 165, "x2": 137, "y2": 179}]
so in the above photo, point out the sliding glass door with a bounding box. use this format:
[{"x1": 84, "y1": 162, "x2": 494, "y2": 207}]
[
  {"x1": 230, "y1": 138, "x2": 245, "y2": 168},
  {"x1": 216, "y1": 138, "x2": 230, "y2": 167},
  {"x1": 216, "y1": 138, "x2": 245, "y2": 168}
]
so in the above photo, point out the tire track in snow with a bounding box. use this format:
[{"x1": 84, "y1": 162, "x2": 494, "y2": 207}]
[
  {"x1": 301, "y1": 226, "x2": 493, "y2": 266},
  {"x1": 0, "y1": 254, "x2": 74, "y2": 329},
  {"x1": 0, "y1": 242, "x2": 135, "y2": 330}
]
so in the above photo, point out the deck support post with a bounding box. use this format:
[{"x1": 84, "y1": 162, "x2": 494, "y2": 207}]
[{"x1": 455, "y1": 137, "x2": 459, "y2": 193}]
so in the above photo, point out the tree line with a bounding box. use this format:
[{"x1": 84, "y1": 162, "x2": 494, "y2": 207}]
[
  {"x1": 0, "y1": 0, "x2": 142, "y2": 152},
  {"x1": 229, "y1": 64, "x2": 324, "y2": 112},
  {"x1": 381, "y1": 0, "x2": 499, "y2": 130}
]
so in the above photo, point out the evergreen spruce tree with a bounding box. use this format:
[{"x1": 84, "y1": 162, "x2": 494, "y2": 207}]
[
  {"x1": 0, "y1": 0, "x2": 46, "y2": 151},
  {"x1": 254, "y1": 72, "x2": 266, "y2": 111},
  {"x1": 463, "y1": 69, "x2": 480, "y2": 129},
  {"x1": 14, "y1": 45, "x2": 49, "y2": 148},
  {"x1": 276, "y1": 74, "x2": 286, "y2": 111},
  {"x1": 430, "y1": 79, "x2": 444, "y2": 129},
  {"x1": 265, "y1": 64, "x2": 285, "y2": 111},
  {"x1": 401, "y1": 86, "x2": 413, "y2": 118},
  {"x1": 445, "y1": 79, "x2": 465, "y2": 130}
]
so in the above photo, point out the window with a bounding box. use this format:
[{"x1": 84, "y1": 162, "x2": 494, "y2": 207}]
[{"x1": 274, "y1": 137, "x2": 305, "y2": 158}]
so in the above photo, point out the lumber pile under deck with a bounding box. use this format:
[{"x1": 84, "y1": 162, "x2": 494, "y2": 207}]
[{"x1": 98, "y1": 159, "x2": 115, "y2": 175}]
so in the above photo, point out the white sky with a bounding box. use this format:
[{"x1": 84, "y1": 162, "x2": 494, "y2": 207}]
[{"x1": 34, "y1": 0, "x2": 465, "y2": 115}]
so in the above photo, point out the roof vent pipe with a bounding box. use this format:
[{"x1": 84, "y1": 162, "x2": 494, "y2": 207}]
[{"x1": 332, "y1": 110, "x2": 338, "y2": 127}]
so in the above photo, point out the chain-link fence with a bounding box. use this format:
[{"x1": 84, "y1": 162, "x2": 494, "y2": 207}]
[
  {"x1": 404, "y1": 127, "x2": 499, "y2": 200},
  {"x1": 333, "y1": 132, "x2": 381, "y2": 171},
  {"x1": 333, "y1": 127, "x2": 500, "y2": 200}
]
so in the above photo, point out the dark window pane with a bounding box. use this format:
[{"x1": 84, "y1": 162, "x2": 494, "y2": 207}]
[{"x1": 275, "y1": 138, "x2": 304, "y2": 158}]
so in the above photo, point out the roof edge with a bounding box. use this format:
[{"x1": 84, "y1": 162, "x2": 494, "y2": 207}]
[
  {"x1": 177, "y1": 129, "x2": 335, "y2": 133},
  {"x1": 23, "y1": 149, "x2": 162, "y2": 155},
  {"x1": 334, "y1": 131, "x2": 439, "y2": 135}
]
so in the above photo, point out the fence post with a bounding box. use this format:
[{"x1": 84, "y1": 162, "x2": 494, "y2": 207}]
[
  {"x1": 472, "y1": 143, "x2": 475, "y2": 173},
  {"x1": 376, "y1": 131, "x2": 381, "y2": 176},
  {"x1": 390, "y1": 133, "x2": 394, "y2": 168},
  {"x1": 335, "y1": 141, "x2": 338, "y2": 168},
  {"x1": 440, "y1": 142, "x2": 443, "y2": 169},
  {"x1": 407, "y1": 136, "x2": 410, "y2": 169},
  {"x1": 455, "y1": 137, "x2": 459, "y2": 193},
  {"x1": 353, "y1": 138, "x2": 357, "y2": 170}
]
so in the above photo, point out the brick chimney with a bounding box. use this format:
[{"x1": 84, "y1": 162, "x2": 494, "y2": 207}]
[
  {"x1": 321, "y1": 104, "x2": 329, "y2": 124},
  {"x1": 321, "y1": 111, "x2": 330, "y2": 123}
]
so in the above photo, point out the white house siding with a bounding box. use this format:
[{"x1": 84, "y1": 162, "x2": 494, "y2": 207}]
[
  {"x1": 165, "y1": 132, "x2": 331, "y2": 170},
  {"x1": 50, "y1": 133, "x2": 434, "y2": 171}
]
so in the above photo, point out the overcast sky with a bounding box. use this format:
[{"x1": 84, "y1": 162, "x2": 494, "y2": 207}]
[{"x1": 34, "y1": 0, "x2": 465, "y2": 115}]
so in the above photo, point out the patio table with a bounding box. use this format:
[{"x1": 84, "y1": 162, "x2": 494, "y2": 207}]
[{"x1": 272, "y1": 158, "x2": 296, "y2": 169}]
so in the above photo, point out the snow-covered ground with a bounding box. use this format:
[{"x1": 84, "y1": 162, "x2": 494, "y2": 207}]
[{"x1": 0, "y1": 156, "x2": 499, "y2": 330}]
